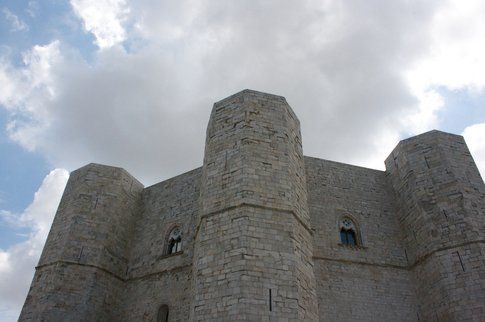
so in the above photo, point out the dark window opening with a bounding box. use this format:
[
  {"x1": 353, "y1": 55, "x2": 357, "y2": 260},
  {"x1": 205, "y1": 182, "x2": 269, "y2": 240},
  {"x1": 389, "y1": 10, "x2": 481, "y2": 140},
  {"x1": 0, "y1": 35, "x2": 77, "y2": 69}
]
[
  {"x1": 340, "y1": 228, "x2": 357, "y2": 246},
  {"x1": 269, "y1": 288, "x2": 272, "y2": 312},
  {"x1": 157, "y1": 304, "x2": 169, "y2": 322},
  {"x1": 165, "y1": 227, "x2": 182, "y2": 255},
  {"x1": 168, "y1": 236, "x2": 181, "y2": 254}
]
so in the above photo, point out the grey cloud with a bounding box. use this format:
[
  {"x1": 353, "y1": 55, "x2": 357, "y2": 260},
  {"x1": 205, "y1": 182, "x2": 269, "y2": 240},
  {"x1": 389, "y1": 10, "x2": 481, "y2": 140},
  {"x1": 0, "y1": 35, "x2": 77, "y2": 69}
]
[{"x1": 8, "y1": 0, "x2": 446, "y2": 184}]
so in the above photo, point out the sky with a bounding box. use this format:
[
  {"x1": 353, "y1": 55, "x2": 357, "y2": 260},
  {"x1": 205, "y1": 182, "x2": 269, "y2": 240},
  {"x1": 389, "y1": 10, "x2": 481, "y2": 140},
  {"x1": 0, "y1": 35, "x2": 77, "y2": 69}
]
[{"x1": 0, "y1": 0, "x2": 484, "y2": 320}]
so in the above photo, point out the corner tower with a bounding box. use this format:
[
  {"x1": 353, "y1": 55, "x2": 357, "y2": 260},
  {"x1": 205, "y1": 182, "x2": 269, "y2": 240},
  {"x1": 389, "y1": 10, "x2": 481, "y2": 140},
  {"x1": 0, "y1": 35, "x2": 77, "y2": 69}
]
[
  {"x1": 20, "y1": 164, "x2": 143, "y2": 321},
  {"x1": 385, "y1": 130, "x2": 485, "y2": 321},
  {"x1": 192, "y1": 90, "x2": 318, "y2": 320}
]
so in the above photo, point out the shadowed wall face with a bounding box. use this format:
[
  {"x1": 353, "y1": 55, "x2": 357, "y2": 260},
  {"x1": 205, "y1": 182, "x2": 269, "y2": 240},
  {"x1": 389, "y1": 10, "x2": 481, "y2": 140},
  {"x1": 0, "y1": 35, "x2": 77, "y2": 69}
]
[
  {"x1": 305, "y1": 157, "x2": 419, "y2": 321},
  {"x1": 193, "y1": 90, "x2": 318, "y2": 321},
  {"x1": 118, "y1": 168, "x2": 202, "y2": 321}
]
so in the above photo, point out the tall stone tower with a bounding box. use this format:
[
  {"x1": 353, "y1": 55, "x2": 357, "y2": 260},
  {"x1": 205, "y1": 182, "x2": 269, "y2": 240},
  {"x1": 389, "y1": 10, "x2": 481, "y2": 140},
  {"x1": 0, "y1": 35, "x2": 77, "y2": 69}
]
[
  {"x1": 192, "y1": 90, "x2": 318, "y2": 320},
  {"x1": 385, "y1": 130, "x2": 485, "y2": 321},
  {"x1": 20, "y1": 164, "x2": 143, "y2": 321}
]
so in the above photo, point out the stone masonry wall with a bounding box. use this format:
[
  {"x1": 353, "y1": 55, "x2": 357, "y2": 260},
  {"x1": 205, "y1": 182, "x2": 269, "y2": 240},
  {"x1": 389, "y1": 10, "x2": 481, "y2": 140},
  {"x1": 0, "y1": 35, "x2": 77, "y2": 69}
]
[
  {"x1": 20, "y1": 164, "x2": 144, "y2": 321},
  {"x1": 193, "y1": 90, "x2": 318, "y2": 321},
  {"x1": 193, "y1": 206, "x2": 313, "y2": 320},
  {"x1": 385, "y1": 130, "x2": 485, "y2": 321},
  {"x1": 118, "y1": 168, "x2": 201, "y2": 321},
  {"x1": 19, "y1": 90, "x2": 485, "y2": 322},
  {"x1": 314, "y1": 261, "x2": 418, "y2": 321},
  {"x1": 305, "y1": 157, "x2": 418, "y2": 321}
]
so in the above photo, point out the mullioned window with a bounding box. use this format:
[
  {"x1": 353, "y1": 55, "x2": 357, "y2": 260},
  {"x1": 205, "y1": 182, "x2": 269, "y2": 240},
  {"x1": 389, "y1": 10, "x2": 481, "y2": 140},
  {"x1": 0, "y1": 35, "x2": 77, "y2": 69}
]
[
  {"x1": 339, "y1": 217, "x2": 359, "y2": 247},
  {"x1": 166, "y1": 226, "x2": 182, "y2": 255}
]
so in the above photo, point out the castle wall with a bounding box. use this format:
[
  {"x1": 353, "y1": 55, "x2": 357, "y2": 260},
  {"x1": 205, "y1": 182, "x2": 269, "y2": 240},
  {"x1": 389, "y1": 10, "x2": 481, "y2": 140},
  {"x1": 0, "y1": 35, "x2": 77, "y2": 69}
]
[
  {"x1": 21, "y1": 263, "x2": 126, "y2": 321},
  {"x1": 19, "y1": 90, "x2": 484, "y2": 322},
  {"x1": 305, "y1": 157, "x2": 418, "y2": 321},
  {"x1": 121, "y1": 268, "x2": 192, "y2": 322},
  {"x1": 118, "y1": 168, "x2": 201, "y2": 321},
  {"x1": 313, "y1": 261, "x2": 417, "y2": 321}
]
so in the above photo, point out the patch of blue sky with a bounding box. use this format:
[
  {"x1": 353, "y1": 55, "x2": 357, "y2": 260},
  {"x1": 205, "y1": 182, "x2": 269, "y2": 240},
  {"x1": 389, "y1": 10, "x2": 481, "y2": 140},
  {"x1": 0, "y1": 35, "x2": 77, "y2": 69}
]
[
  {"x1": 0, "y1": 1, "x2": 97, "y2": 249},
  {"x1": 0, "y1": 0, "x2": 97, "y2": 65},
  {"x1": 0, "y1": 108, "x2": 50, "y2": 249},
  {"x1": 0, "y1": 0, "x2": 88, "y2": 239},
  {"x1": 0, "y1": 223, "x2": 30, "y2": 250},
  {"x1": 436, "y1": 87, "x2": 485, "y2": 134}
]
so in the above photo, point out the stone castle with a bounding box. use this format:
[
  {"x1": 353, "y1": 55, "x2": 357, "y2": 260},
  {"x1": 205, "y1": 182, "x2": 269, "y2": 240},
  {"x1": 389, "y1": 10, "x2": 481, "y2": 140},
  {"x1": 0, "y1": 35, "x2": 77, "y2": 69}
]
[{"x1": 20, "y1": 90, "x2": 484, "y2": 321}]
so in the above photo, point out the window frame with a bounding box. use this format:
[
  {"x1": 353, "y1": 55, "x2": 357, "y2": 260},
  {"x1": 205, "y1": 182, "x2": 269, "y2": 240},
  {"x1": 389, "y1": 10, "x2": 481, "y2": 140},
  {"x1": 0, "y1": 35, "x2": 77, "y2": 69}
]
[
  {"x1": 337, "y1": 215, "x2": 362, "y2": 247},
  {"x1": 165, "y1": 226, "x2": 183, "y2": 256}
]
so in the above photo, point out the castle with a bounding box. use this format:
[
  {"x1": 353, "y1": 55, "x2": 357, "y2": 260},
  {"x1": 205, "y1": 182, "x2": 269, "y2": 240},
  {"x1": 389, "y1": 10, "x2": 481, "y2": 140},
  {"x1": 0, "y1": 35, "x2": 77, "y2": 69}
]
[{"x1": 20, "y1": 90, "x2": 484, "y2": 321}]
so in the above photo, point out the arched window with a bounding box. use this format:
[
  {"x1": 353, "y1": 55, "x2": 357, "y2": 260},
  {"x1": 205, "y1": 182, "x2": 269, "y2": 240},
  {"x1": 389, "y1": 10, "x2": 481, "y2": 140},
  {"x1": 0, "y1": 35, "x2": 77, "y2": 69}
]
[
  {"x1": 166, "y1": 227, "x2": 182, "y2": 255},
  {"x1": 157, "y1": 304, "x2": 169, "y2": 322},
  {"x1": 339, "y1": 217, "x2": 359, "y2": 246}
]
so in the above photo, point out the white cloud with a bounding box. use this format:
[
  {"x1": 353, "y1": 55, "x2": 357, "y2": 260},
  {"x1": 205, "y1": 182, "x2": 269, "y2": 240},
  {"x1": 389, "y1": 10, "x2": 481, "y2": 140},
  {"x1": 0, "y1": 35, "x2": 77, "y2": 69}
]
[
  {"x1": 0, "y1": 251, "x2": 10, "y2": 272},
  {"x1": 0, "y1": 169, "x2": 69, "y2": 322},
  {"x1": 404, "y1": 0, "x2": 485, "y2": 133},
  {"x1": 416, "y1": 0, "x2": 485, "y2": 91},
  {"x1": 0, "y1": 1, "x2": 442, "y2": 179},
  {"x1": 463, "y1": 123, "x2": 485, "y2": 178},
  {"x1": 0, "y1": 41, "x2": 61, "y2": 151},
  {"x1": 26, "y1": 1, "x2": 39, "y2": 18},
  {"x1": 402, "y1": 88, "x2": 444, "y2": 135},
  {"x1": 70, "y1": 0, "x2": 129, "y2": 49},
  {"x1": 2, "y1": 8, "x2": 28, "y2": 32},
  {"x1": 0, "y1": 41, "x2": 60, "y2": 109},
  {"x1": 0, "y1": 0, "x2": 483, "y2": 181}
]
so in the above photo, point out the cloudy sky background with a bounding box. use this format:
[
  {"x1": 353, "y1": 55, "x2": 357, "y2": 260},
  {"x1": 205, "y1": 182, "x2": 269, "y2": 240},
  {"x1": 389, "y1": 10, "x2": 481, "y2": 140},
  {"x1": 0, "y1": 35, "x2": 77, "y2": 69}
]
[{"x1": 0, "y1": 0, "x2": 484, "y2": 319}]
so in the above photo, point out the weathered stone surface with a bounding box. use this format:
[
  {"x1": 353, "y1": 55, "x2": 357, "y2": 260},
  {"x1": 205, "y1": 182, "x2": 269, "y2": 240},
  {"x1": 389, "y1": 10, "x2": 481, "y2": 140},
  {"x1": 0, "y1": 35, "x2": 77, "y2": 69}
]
[
  {"x1": 385, "y1": 131, "x2": 485, "y2": 321},
  {"x1": 305, "y1": 157, "x2": 418, "y2": 321},
  {"x1": 20, "y1": 90, "x2": 484, "y2": 321},
  {"x1": 194, "y1": 90, "x2": 318, "y2": 321},
  {"x1": 20, "y1": 163, "x2": 144, "y2": 321}
]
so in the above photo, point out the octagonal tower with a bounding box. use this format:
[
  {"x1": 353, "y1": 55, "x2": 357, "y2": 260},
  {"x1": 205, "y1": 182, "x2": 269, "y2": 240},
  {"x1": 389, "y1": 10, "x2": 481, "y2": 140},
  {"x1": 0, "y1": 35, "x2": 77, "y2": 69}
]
[{"x1": 192, "y1": 90, "x2": 318, "y2": 321}]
